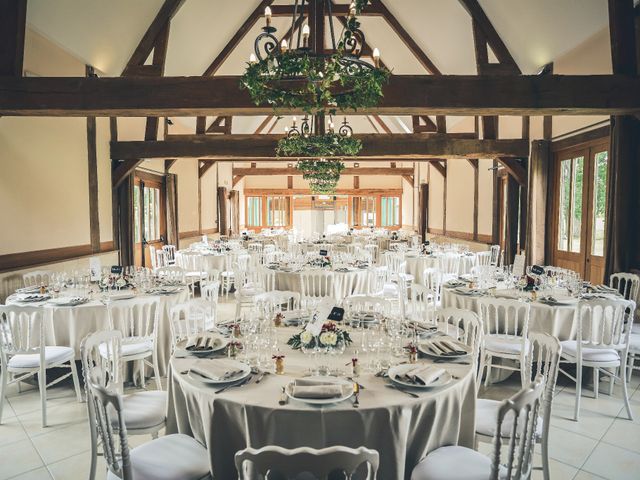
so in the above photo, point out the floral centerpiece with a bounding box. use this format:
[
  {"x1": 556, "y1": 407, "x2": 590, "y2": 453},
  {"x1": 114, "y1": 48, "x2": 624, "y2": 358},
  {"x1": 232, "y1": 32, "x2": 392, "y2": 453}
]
[{"x1": 287, "y1": 321, "x2": 352, "y2": 350}]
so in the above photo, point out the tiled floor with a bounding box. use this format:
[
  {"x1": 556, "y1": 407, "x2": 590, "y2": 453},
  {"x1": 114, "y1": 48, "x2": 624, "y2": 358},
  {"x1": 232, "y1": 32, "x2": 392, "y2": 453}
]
[{"x1": 1, "y1": 299, "x2": 640, "y2": 479}]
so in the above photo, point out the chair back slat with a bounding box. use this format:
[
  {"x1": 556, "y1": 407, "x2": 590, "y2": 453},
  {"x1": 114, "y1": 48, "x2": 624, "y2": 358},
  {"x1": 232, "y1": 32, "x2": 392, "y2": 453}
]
[
  {"x1": 574, "y1": 298, "x2": 635, "y2": 350},
  {"x1": 107, "y1": 297, "x2": 159, "y2": 341},
  {"x1": 156, "y1": 265, "x2": 186, "y2": 282},
  {"x1": 0, "y1": 305, "x2": 47, "y2": 357},
  {"x1": 23, "y1": 270, "x2": 54, "y2": 288},
  {"x1": 610, "y1": 272, "x2": 640, "y2": 302},
  {"x1": 478, "y1": 298, "x2": 531, "y2": 339},
  {"x1": 434, "y1": 307, "x2": 483, "y2": 360}
]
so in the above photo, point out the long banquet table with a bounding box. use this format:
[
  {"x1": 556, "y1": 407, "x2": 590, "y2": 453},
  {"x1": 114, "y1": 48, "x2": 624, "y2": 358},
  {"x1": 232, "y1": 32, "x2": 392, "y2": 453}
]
[{"x1": 166, "y1": 327, "x2": 476, "y2": 480}]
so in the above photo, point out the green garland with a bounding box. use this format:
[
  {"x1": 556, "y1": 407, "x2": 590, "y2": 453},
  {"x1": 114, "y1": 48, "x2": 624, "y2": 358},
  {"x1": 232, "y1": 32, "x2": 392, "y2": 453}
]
[
  {"x1": 276, "y1": 133, "x2": 362, "y2": 158},
  {"x1": 296, "y1": 159, "x2": 345, "y2": 194},
  {"x1": 241, "y1": 50, "x2": 389, "y2": 115}
]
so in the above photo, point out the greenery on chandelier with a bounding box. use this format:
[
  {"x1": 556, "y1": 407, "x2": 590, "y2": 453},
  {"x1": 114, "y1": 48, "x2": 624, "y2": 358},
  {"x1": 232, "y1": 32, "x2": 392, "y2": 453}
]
[
  {"x1": 276, "y1": 133, "x2": 362, "y2": 158},
  {"x1": 241, "y1": 50, "x2": 389, "y2": 115},
  {"x1": 295, "y1": 159, "x2": 346, "y2": 194}
]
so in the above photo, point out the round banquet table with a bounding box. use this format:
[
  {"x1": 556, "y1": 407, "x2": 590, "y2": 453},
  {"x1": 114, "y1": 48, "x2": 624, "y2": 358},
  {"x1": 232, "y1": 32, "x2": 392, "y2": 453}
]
[
  {"x1": 440, "y1": 285, "x2": 580, "y2": 341},
  {"x1": 166, "y1": 328, "x2": 476, "y2": 480},
  {"x1": 405, "y1": 253, "x2": 477, "y2": 285},
  {"x1": 273, "y1": 267, "x2": 369, "y2": 300},
  {"x1": 6, "y1": 287, "x2": 189, "y2": 377}
]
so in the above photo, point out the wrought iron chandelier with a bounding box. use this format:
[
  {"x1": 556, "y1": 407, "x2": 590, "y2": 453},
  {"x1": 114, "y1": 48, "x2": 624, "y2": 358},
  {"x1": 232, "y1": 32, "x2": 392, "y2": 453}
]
[{"x1": 241, "y1": 0, "x2": 389, "y2": 115}]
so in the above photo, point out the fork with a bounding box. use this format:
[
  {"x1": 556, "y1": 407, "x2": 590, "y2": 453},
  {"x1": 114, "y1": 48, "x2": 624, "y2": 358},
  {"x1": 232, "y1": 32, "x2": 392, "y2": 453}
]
[
  {"x1": 352, "y1": 383, "x2": 360, "y2": 408},
  {"x1": 386, "y1": 383, "x2": 420, "y2": 398},
  {"x1": 214, "y1": 375, "x2": 252, "y2": 394}
]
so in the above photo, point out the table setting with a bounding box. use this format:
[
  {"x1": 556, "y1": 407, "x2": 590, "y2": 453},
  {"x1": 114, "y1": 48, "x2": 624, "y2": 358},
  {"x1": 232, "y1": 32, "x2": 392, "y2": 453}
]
[{"x1": 166, "y1": 305, "x2": 476, "y2": 479}]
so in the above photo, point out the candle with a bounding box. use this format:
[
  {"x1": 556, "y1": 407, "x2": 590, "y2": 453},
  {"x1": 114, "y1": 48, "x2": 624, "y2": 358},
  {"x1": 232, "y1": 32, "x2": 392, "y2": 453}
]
[
  {"x1": 302, "y1": 24, "x2": 310, "y2": 46},
  {"x1": 349, "y1": 2, "x2": 356, "y2": 18},
  {"x1": 249, "y1": 53, "x2": 257, "y2": 64},
  {"x1": 265, "y1": 6, "x2": 272, "y2": 26},
  {"x1": 281, "y1": 39, "x2": 289, "y2": 52},
  {"x1": 373, "y1": 48, "x2": 381, "y2": 67}
]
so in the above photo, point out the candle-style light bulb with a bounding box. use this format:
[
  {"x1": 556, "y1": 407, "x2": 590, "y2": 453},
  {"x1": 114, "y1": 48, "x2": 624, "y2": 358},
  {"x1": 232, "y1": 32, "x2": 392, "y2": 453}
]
[
  {"x1": 349, "y1": 2, "x2": 357, "y2": 18},
  {"x1": 265, "y1": 6, "x2": 272, "y2": 26},
  {"x1": 292, "y1": 116, "x2": 297, "y2": 126},
  {"x1": 302, "y1": 24, "x2": 310, "y2": 45},
  {"x1": 281, "y1": 39, "x2": 289, "y2": 52},
  {"x1": 284, "y1": 126, "x2": 289, "y2": 133},
  {"x1": 372, "y1": 48, "x2": 381, "y2": 67},
  {"x1": 249, "y1": 53, "x2": 257, "y2": 64}
]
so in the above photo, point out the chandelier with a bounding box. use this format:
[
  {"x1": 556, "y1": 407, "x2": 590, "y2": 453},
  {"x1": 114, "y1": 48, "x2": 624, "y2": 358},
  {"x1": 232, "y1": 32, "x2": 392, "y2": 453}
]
[{"x1": 240, "y1": 0, "x2": 389, "y2": 115}]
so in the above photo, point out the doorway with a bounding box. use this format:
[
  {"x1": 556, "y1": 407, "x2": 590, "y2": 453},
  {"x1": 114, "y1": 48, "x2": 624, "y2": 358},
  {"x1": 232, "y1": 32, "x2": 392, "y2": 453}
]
[
  {"x1": 133, "y1": 172, "x2": 167, "y2": 267},
  {"x1": 550, "y1": 138, "x2": 609, "y2": 283}
]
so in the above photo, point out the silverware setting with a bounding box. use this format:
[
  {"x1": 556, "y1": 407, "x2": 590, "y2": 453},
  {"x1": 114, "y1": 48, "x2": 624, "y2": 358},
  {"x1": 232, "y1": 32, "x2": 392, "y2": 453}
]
[
  {"x1": 347, "y1": 377, "x2": 365, "y2": 389},
  {"x1": 255, "y1": 371, "x2": 271, "y2": 384},
  {"x1": 385, "y1": 383, "x2": 420, "y2": 398},
  {"x1": 278, "y1": 386, "x2": 289, "y2": 406},
  {"x1": 352, "y1": 383, "x2": 360, "y2": 408},
  {"x1": 214, "y1": 375, "x2": 253, "y2": 394}
]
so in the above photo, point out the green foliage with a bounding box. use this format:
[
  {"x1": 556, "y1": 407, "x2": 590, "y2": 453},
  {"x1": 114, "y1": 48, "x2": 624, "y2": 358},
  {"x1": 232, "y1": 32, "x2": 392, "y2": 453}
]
[
  {"x1": 295, "y1": 158, "x2": 346, "y2": 194},
  {"x1": 276, "y1": 133, "x2": 361, "y2": 158},
  {"x1": 240, "y1": 50, "x2": 389, "y2": 115}
]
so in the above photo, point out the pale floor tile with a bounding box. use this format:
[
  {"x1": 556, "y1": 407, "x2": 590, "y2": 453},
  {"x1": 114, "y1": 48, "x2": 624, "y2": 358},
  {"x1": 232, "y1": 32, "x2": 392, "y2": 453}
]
[
  {"x1": 47, "y1": 450, "x2": 105, "y2": 480},
  {"x1": 550, "y1": 402, "x2": 616, "y2": 441},
  {"x1": 0, "y1": 415, "x2": 29, "y2": 447},
  {"x1": 546, "y1": 425, "x2": 599, "y2": 468},
  {"x1": 0, "y1": 439, "x2": 45, "y2": 480},
  {"x1": 30, "y1": 422, "x2": 92, "y2": 465},
  {"x1": 18, "y1": 399, "x2": 87, "y2": 438},
  {"x1": 600, "y1": 418, "x2": 640, "y2": 453},
  {"x1": 7, "y1": 468, "x2": 53, "y2": 480},
  {"x1": 554, "y1": 387, "x2": 629, "y2": 418},
  {"x1": 530, "y1": 453, "x2": 577, "y2": 480},
  {"x1": 572, "y1": 471, "x2": 607, "y2": 479},
  {"x1": 582, "y1": 442, "x2": 640, "y2": 480}
]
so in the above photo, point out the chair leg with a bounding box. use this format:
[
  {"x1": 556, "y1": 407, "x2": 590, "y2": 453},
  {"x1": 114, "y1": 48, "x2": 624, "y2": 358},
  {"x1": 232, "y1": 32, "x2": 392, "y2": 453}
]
[
  {"x1": 574, "y1": 364, "x2": 582, "y2": 422},
  {"x1": 621, "y1": 355, "x2": 634, "y2": 421},
  {"x1": 0, "y1": 365, "x2": 7, "y2": 424},
  {"x1": 476, "y1": 353, "x2": 486, "y2": 390},
  {"x1": 38, "y1": 367, "x2": 47, "y2": 428},
  {"x1": 152, "y1": 351, "x2": 162, "y2": 391},
  {"x1": 520, "y1": 358, "x2": 528, "y2": 388},
  {"x1": 484, "y1": 356, "x2": 493, "y2": 387},
  {"x1": 541, "y1": 436, "x2": 550, "y2": 480},
  {"x1": 69, "y1": 360, "x2": 83, "y2": 403},
  {"x1": 593, "y1": 367, "x2": 599, "y2": 399},
  {"x1": 607, "y1": 367, "x2": 616, "y2": 396},
  {"x1": 627, "y1": 354, "x2": 635, "y2": 384}
]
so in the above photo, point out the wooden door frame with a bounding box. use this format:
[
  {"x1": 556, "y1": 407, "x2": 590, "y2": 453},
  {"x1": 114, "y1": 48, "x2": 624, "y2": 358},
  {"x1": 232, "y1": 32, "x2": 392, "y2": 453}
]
[{"x1": 134, "y1": 170, "x2": 167, "y2": 267}]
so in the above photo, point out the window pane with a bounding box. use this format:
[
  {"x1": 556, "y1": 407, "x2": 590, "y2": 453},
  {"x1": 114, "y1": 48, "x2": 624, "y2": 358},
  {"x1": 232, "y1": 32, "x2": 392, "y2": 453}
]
[
  {"x1": 133, "y1": 185, "x2": 140, "y2": 243},
  {"x1": 591, "y1": 151, "x2": 608, "y2": 256},
  {"x1": 557, "y1": 159, "x2": 571, "y2": 251},
  {"x1": 570, "y1": 157, "x2": 584, "y2": 253},
  {"x1": 381, "y1": 197, "x2": 400, "y2": 227},
  {"x1": 247, "y1": 197, "x2": 262, "y2": 227}
]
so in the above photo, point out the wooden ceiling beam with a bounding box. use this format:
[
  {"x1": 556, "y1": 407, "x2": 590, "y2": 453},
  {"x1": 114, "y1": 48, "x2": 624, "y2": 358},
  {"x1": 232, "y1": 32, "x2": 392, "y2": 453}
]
[
  {"x1": 413, "y1": 115, "x2": 438, "y2": 133},
  {"x1": 269, "y1": 4, "x2": 384, "y2": 16},
  {"x1": 233, "y1": 167, "x2": 415, "y2": 176},
  {"x1": 199, "y1": 160, "x2": 215, "y2": 178},
  {"x1": 111, "y1": 134, "x2": 528, "y2": 160},
  {"x1": 164, "y1": 159, "x2": 177, "y2": 172},
  {"x1": 497, "y1": 158, "x2": 527, "y2": 186},
  {"x1": 3, "y1": 75, "x2": 640, "y2": 116},
  {"x1": 428, "y1": 160, "x2": 447, "y2": 178},
  {"x1": 112, "y1": 159, "x2": 144, "y2": 188},
  {"x1": 0, "y1": 0, "x2": 27, "y2": 76}
]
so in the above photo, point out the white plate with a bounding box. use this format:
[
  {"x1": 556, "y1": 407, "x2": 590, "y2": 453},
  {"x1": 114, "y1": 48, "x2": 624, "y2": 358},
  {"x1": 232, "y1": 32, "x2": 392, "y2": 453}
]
[
  {"x1": 103, "y1": 292, "x2": 136, "y2": 301},
  {"x1": 285, "y1": 377, "x2": 354, "y2": 405},
  {"x1": 388, "y1": 364, "x2": 453, "y2": 389},
  {"x1": 48, "y1": 297, "x2": 88, "y2": 307},
  {"x1": 418, "y1": 338, "x2": 470, "y2": 359},
  {"x1": 176, "y1": 335, "x2": 229, "y2": 356},
  {"x1": 187, "y1": 360, "x2": 251, "y2": 385}
]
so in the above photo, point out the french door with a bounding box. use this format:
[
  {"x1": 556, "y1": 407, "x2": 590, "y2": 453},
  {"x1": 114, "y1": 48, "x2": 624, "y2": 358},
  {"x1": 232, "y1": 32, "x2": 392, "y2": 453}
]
[
  {"x1": 551, "y1": 139, "x2": 609, "y2": 283},
  {"x1": 134, "y1": 174, "x2": 167, "y2": 267}
]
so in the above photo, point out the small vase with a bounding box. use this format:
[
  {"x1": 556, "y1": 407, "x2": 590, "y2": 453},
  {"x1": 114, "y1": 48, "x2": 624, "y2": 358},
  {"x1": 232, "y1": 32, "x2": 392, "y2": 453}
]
[
  {"x1": 275, "y1": 357, "x2": 285, "y2": 375},
  {"x1": 408, "y1": 351, "x2": 418, "y2": 364}
]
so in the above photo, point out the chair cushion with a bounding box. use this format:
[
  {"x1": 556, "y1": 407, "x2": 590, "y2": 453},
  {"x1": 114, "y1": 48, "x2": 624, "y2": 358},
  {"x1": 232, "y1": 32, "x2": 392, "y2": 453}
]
[
  {"x1": 484, "y1": 335, "x2": 529, "y2": 355},
  {"x1": 121, "y1": 391, "x2": 167, "y2": 431},
  {"x1": 475, "y1": 398, "x2": 542, "y2": 438},
  {"x1": 560, "y1": 340, "x2": 619, "y2": 363},
  {"x1": 107, "y1": 433, "x2": 210, "y2": 480},
  {"x1": 411, "y1": 446, "x2": 505, "y2": 480},
  {"x1": 99, "y1": 338, "x2": 153, "y2": 359},
  {"x1": 8, "y1": 346, "x2": 75, "y2": 369}
]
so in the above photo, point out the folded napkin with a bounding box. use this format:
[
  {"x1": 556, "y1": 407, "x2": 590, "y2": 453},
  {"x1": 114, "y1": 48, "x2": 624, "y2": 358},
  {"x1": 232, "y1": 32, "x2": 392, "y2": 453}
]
[
  {"x1": 403, "y1": 366, "x2": 446, "y2": 386},
  {"x1": 186, "y1": 335, "x2": 223, "y2": 351},
  {"x1": 291, "y1": 379, "x2": 343, "y2": 399},
  {"x1": 189, "y1": 359, "x2": 244, "y2": 381},
  {"x1": 428, "y1": 339, "x2": 468, "y2": 356}
]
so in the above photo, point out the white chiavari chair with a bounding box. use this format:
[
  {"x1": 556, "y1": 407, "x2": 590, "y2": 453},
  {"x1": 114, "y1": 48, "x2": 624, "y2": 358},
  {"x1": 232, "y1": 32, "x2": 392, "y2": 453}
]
[
  {"x1": 149, "y1": 245, "x2": 158, "y2": 271},
  {"x1": 155, "y1": 249, "x2": 169, "y2": 270},
  {"x1": 343, "y1": 295, "x2": 393, "y2": 318},
  {"x1": 200, "y1": 279, "x2": 220, "y2": 327},
  {"x1": 476, "y1": 251, "x2": 491, "y2": 267},
  {"x1": 300, "y1": 270, "x2": 335, "y2": 302},
  {"x1": 558, "y1": 298, "x2": 635, "y2": 421},
  {"x1": 364, "y1": 244, "x2": 379, "y2": 264},
  {"x1": 407, "y1": 283, "x2": 436, "y2": 324},
  {"x1": 477, "y1": 297, "x2": 531, "y2": 388},
  {"x1": 235, "y1": 446, "x2": 379, "y2": 480},
  {"x1": 105, "y1": 297, "x2": 162, "y2": 390},
  {"x1": 437, "y1": 253, "x2": 460, "y2": 282},
  {"x1": 156, "y1": 265, "x2": 186, "y2": 283},
  {"x1": 433, "y1": 308, "x2": 483, "y2": 364},
  {"x1": 610, "y1": 272, "x2": 640, "y2": 302},
  {"x1": 162, "y1": 244, "x2": 177, "y2": 265},
  {"x1": 169, "y1": 302, "x2": 210, "y2": 353},
  {"x1": 254, "y1": 290, "x2": 301, "y2": 318},
  {"x1": 176, "y1": 251, "x2": 208, "y2": 297},
  {"x1": 22, "y1": 270, "x2": 54, "y2": 288},
  {"x1": 489, "y1": 244, "x2": 501, "y2": 267},
  {"x1": 85, "y1": 376, "x2": 210, "y2": 480},
  {"x1": 411, "y1": 377, "x2": 545, "y2": 480},
  {"x1": 0, "y1": 305, "x2": 82, "y2": 427},
  {"x1": 234, "y1": 269, "x2": 266, "y2": 319},
  {"x1": 423, "y1": 267, "x2": 443, "y2": 305},
  {"x1": 81, "y1": 330, "x2": 167, "y2": 480},
  {"x1": 477, "y1": 333, "x2": 560, "y2": 480},
  {"x1": 258, "y1": 266, "x2": 276, "y2": 292}
]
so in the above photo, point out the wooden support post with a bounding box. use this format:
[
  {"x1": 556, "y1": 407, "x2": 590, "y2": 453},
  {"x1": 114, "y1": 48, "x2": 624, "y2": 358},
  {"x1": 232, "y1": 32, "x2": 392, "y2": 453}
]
[
  {"x1": 504, "y1": 176, "x2": 520, "y2": 264},
  {"x1": 467, "y1": 159, "x2": 479, "y2": 241},
  {"x1": 86, "y1": 66, "x2": 100, "y2": 253},
  {"x1": 0, "y1": 0, "x2": 27, "y2": 76}
]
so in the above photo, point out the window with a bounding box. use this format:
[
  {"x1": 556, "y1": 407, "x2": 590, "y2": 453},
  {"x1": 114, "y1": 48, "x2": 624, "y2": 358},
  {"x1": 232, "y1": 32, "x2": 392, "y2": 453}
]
[
  {"x1": 133, "y1": 184, "x2": 161, "y2": 242},
  {"x1": 381, "y1": 196, "x2": 400, "y2": 227},
  {"x1": 557, "y1": 156, "x2": 584, "y2": 253},
  {"x1": 267, "y1": 196, "x2": 289, "y2": 227},
  {"x1": 246, "y1": 196, "x2": 262, "y2": 227},
  {"x1": 352, "y1": 196, "x2": 377, "y2": 226},
  {"x1": 591, "y1": 151, "x2": 608, "y2": 256}
]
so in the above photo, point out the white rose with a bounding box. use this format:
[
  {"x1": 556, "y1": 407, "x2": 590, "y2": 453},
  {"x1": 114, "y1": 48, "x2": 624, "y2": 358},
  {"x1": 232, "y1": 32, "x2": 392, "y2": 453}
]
[
  {"x1": 320, "y1": 332, "x2": 338, "y2": 346},
  {"x1": 300, "y1": 331, "x2": 313, "y2": 345}
]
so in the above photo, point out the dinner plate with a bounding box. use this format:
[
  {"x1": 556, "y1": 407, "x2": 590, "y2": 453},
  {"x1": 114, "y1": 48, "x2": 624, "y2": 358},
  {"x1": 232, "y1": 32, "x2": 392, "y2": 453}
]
[
  {"x1": 285, "y1": 376, "x2": 354, "y2": 405},
  {"x1": 176, "y1": 335, "x2": 229, "y2": 357},
  {"x1": 14, "y1": 294, "x2": 51, "y2": 303},
  {"x1": 418, "y1": 338, "x2": 471, "y2": 359},
  {"x1": 388, "y1": 364, "x2": 453, "y2": 389},
  {"x1": 187, "y1": 360, "x2": 251, "y2": 385},
  {"x1": 48, "y1": 297, "x2": 88, "y2": 306},
  {"x1": 103, "y1": 292, "x2": 136, "y2": 301}
]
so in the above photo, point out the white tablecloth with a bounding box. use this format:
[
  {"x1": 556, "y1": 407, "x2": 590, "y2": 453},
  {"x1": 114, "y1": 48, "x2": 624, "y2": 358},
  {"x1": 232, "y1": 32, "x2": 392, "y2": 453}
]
[
  {"x1": 441, "y1": 286, "x2": 578, "y2": 340},
  {"x1": 273, "y1": 268, "x2": 368, "y2": 301},
  {"x1": 200, "y1": 254, "x2": 227, "y2": 273},
  {"x1": 166, "y1": 328, "x2": 476, "y2": 479},
  {"x1": 405, "y1": 254, "x2": 477, "y2": 285},
  {"x1": 6, "y1": 287, "x2": 188, "y2": 376}
]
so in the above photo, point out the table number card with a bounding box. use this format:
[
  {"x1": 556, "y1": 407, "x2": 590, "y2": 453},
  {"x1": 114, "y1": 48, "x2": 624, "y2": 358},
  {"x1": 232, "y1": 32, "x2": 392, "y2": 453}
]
[
  {"x1": 512, "y1": 254, "x2": 525, "y2": 277},
  {"x1": 89, "y1": 257, "x2": 101, "y2": 281},
  {"x1": 319, "y1": 249, "x2": 328, "y2": 256},
  {"x1": 111, "y1": 265, "x2": 123, "y2": 275}
]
